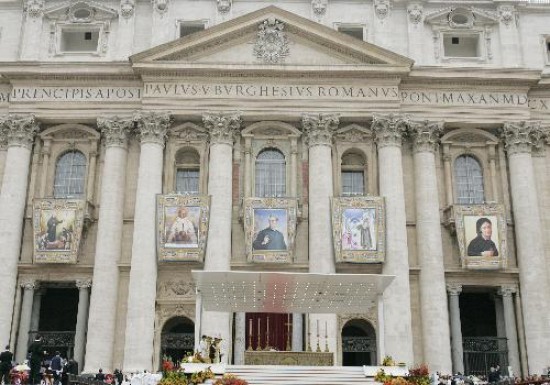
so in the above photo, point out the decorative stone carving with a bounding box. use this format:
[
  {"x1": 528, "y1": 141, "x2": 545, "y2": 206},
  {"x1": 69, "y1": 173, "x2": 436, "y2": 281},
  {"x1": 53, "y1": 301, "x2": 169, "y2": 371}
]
[
  {"x1": 97, "y1": 116, "x2": 133, "y2": 148},
  {"x1": 498, "y1": 285, "x2": 518, "y2": 297},
  {"x1": 302, "y1": 113, "x2": 340, "y2": 147},
  {"x1": 202, "y1": 112, "x2": 242, "y2": 145},
  {"x1": 502, "y1": 121, "x2": 543, "y2": 156},
  {"x1": 133, "y1": 111, "x2": 171, "y2": 146},
  {"x1": 374, "y1": 0, "x2": 391, "y2": 20},
  {"x1": 20, "y1": 279, "x2": 37, "y2": 290},
  {"x1": 75, "y1": 279, "x2": 92, "y2": 289},
  {"x1": 152, "y1": 0, "x2": 168, "y2": 14},
  {"x1": 158, "y1": 280, "x2": 195, "y2": 299},
  {"x1": 0, "y1": 114, "x2": 39, "y2": 149},
  {"x1": 0, "y1": 127, "x2": 7, "y2": 150},
  {"x1": 409, "y1": 120, "x2": 444, "y2": 153},
  {"x1": 371, "y1": 113, "x2": 409, "y2": 148},
  {"x1": 498, "y1": 5, "x2": 517, "y2": 27},
  {"x1": 446, "y1": 284, "x2": 462, "y2": 296},
  {"x1": 217, "y1": 0, "x2": 231, "y2": 13},
  {"x1": 159, "y1": 304, "x2": 195, "y2": 322},
  {"x1": 407, "y1": 3, "x2": 423, "y2": 24},
  {"x1": 253, "y1": 18, "x2": 290, "y2": 64},
  {"x1": 312, "y1": 0, "x2": 328, "y2": 17},
  {"x1": 120, "y1": 0, "x2": 135, "y2": 18},
  {"x1": 25, "y1": 0, "x2": 45, "y2": 18}
]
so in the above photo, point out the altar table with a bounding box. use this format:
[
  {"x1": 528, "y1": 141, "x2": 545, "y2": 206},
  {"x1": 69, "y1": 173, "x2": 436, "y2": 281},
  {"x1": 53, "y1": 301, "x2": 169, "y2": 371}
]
[{"x1": 244, "y1": 351, "x2": 334, "y2": 366}]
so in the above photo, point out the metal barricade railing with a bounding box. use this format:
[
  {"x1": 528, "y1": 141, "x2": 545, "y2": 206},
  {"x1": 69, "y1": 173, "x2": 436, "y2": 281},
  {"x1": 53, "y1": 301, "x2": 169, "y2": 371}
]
[{"x1": 463, "y1": 337, "x2": 509, "y2": 377}]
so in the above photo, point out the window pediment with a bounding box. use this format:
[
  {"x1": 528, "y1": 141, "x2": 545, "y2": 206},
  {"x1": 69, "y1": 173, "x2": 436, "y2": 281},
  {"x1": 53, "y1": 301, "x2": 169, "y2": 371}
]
[
  {"x1": 170, "y1": 122, "x2": 209, "y2": 142},
  {"x1": 44, "y1": 1, "x2": 118, "y2": 22},
  {"x1": 40, "y1": 124, "x2": 100, "y2": 142},
  {"x1": 242, "y1": 121, "x2": 301, "y2": 139},
  {"x1": 424, "y1": 7, "x2": 499, "y2": 28},
  {"x1": 442, "y1": 128, "x2": 498, "y2": 145},
  {"x1": 334, "y1": 124, "x2": 372, "y2": 143}
]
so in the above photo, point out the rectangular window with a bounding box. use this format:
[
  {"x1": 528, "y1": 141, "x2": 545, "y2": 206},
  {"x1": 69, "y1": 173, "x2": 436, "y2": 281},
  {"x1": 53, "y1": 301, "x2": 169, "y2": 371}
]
[
  {"x1": 443, "y1": 33, "x2": 480, "y2": 58},
  {"x1": 179, "y1": 22, "x2": 206, "y2": 38},
  {"x1": 338, "y1": 26, "x2": 365, "y2": 41},
  {"x1": 342, "y1": 171, "x2": 364, "y2": 196},
  {"x1": 176, "y1": 169, "x2": 200, "y2": 194},
  {"x1": 60, "y1": 29, "x2": 100, "y2": 52}
]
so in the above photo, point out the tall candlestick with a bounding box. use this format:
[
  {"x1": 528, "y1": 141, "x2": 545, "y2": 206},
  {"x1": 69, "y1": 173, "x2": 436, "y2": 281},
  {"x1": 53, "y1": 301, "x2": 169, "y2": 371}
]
[
  {"x1": 265, "y1": 316, "x2": 270, "y2": 350},
  {"x1": 325, "y1": 321, "x2": 329, "y2": 352},
  {"x1": 247, "y1": 318, "x2": 253, "y2": 351},
  {"x1": 316, "y1": 319, "x2": 321, "y2": 352},
  {"x1": 257, "y1": 318, "x2": 261, "y2": 351},
  {"x1": 316, "y1": 320, "x2": 319, "y2": 337}
]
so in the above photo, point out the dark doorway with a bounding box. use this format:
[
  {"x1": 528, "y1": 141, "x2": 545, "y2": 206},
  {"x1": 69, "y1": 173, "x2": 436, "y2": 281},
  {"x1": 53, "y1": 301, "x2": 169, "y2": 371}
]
[
  {"x1": 460, "y1": 292, "x2": 508, "y2": 376},
  {"x1": 341, "y1": 319, "x2": 376, "y2": 366},
  {"x1": 161, "y1": 317, "x2": 195, "y2": 363},
  {"x1": 33, "y1": 287, "x2": 79, "y2": 359}
]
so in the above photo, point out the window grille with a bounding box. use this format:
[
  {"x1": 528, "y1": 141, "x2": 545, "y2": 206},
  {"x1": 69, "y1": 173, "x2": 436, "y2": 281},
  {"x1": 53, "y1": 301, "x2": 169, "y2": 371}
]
[
  {"x1": 342, "y1": 171, "x2": 364, "y2": 196},
  {"x1": 255, "y1": 149, "x2": 286, "y2": 197},
  {"x1": 176, "y1": 169, "x2": 200, "y2": 194},
  {"x1": 454, "y1": 155, "x2": 484, "y2": 204},
  {"x1": 54, "y1": 151, "x2": 87, "y2": 198}
]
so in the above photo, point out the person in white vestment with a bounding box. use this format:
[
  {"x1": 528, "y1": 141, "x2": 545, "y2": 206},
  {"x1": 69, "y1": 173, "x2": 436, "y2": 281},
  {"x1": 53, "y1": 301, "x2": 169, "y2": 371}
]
[{"x1": 167, "y1": 207, "x2": 197, "y2": 246}]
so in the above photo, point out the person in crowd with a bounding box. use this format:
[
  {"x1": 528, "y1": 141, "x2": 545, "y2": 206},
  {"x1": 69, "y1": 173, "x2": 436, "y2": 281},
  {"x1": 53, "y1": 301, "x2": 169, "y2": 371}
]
[
  {"x1": 467, "y1": 217, "x2": 499, "y2": 257},
  {"x1": 114, "y1": 369, "x2": 123, "y2": 385},
  {"x1": 0, "y1": 345, "x2": 13, "y2": 385},
  {"x1": 28, "y1": 335, "x2": 44, "y2": 385},
  {"x1": 96, "y1": 368, "x2": 106, "y2": 382},
  {"x1": 50, "y1": 351, "x2": 62, "y2": 385}
]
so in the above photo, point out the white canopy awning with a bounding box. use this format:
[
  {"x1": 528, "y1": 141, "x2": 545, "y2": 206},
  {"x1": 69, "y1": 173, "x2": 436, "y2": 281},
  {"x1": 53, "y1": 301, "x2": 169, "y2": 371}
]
[{"x1": 191, "y1": 270, "x2": 395, "y2": 314}]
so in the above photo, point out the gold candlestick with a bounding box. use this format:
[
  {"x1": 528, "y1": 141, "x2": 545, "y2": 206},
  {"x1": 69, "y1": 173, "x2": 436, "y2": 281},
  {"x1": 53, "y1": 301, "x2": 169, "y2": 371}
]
[
  {"x1": 285, "y1": 314, "x2": 291, "y2": 351},
  {"x1": 306, "y1": 318, "x2": 312, "y2": 352},
  {"x1": 265, "y1": 316, "x2": 270, "y2": 350},
  {"x1": 316, "y1": 319, "x2": 321, "y2": 352},
  {"x1": 247, "y1": 318, "x2": 253, "y2": 351},
  {"x1": 256, "y1": 318, "x2": 261, "y2": 350}
]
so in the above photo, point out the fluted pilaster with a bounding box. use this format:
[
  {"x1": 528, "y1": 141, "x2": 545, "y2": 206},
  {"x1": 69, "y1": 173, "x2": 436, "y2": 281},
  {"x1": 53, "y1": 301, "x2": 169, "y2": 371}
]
[
  {"x1": 74, "y1": 279, "x2": 92, "y2": 370},
  {"x1": 0, "y1": 115, "x2": 38, "y2": 347},
  {"x1": 501, "y1": 121, "x2": 550, "y2": 374},
  {"x1": 200, "y1": 112, "x2": 242, "y2": 363},
  {"x1": 123, "y1": 112, "x2": 171, "y2": 372},
  {"x1": 372, "y1": 113, "x2": 413, "y2": 365},
  {"x1": 15, "y1": 279, "x2": 37, "y2": 363},
  {"x1": 447, "y1": 284, "x2": 464, "y2": 374},
  {"x1": 498, "y1": 285, "x2": 520, "y2": 376},
  {"x1": 409, "y1": 120, "x2": 452, "y2": 373},
  {"x1": 303, "y1": 113, "x2": 339, "y2": 354},
  {"x1": 84, "y1": 116, "x2": 132, "y2": 373}
]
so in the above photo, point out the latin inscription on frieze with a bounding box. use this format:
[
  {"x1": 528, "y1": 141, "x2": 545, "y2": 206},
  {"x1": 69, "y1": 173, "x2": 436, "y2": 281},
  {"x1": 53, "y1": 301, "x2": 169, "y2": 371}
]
[
  {"x1": 401, "y1": 90, "x2": 531, "y2": 107},
  {"x1": 10, "y1": 86, "x2": 142, "y2": 102},
  {"x1": 144, "y1": 82, "x2": 400, "y2": 100}
]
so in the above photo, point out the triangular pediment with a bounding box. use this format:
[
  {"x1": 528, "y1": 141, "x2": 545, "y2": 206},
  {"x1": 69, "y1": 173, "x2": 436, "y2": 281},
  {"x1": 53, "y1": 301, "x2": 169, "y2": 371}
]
[
  {"x1": 131, "y1": 6, "x2": 413, "y2": 73},
  {"x1": 44, "y1": 0, "x2": 118, "y2": 21}
]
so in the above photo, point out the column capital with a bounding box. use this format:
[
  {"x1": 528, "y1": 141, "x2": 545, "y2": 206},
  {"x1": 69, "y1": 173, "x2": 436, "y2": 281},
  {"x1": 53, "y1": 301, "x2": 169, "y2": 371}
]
[
  {"x1": 302, "y1": 113, "x2": 339, "y2": 147},
  {"x1": 447, "y1": 284, "x2": 462, "y2": 296},
  {"x1": 409, "y1": 120, "x2": 444, "y2": 153},
  {"x1": 133, "y1": 111, "x2": 171, "y2": 146},
  {"x1": 24, "y1": 0, "x2": 45, "y2": 18},
  {"x1": 502, "y1": 121, "x2": 543, "y2": 156},
  {"x1": 0, "y1": 114, "x2": 39, "y2": 149},
  {"x1": 20, "y1": 279, "x2": 37, "y2": 291},
  {"x1": 371, "y1": 113, "x2": 409, "y2": 148},
  {"x1": 97, "y1": 116, "x2": 133, "y2": 148},
  {"x1": 76, "y1": 279, "x2": 92, "y2": 289},
  {"x1": 498, "y1": 285, "x2": 518, "y2": 297},
  {"x1": 203, "y1": 111, "x2": 242, "y2": 145}
]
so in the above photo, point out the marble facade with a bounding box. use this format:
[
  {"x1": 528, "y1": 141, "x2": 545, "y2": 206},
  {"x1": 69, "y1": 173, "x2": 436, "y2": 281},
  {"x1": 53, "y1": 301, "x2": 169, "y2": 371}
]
[{"x1": 0, "y1": 0, "x2": 550, "y2": 377}]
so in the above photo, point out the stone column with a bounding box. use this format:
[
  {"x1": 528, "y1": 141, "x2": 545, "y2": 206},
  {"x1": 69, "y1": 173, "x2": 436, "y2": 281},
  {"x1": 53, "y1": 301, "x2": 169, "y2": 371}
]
[
  {"x1": 291, "y1": 313, "x2": 303, "y2": 352},
  {"x1": 117, "y1": 0, "x2": 136, "y2": 59},
  {"x1": 447, "y1": 284, "x2": 464, "y2": 374},
  {"x1": 514, "y1": 290, "x2": 528, "y2": 377},
  {"x1": 371, "y1": 113, "x2": 413, "y2": 365},
  {"x1": 74, "y1": 279, "x2": 91, "y2": 370},
  {"x1": 84, "y1": 116, "x2": 133, "y2": 373},
  {"x1": 30, "y1": 289, "x2": 43, "y2": 333},
  {"x1": 442, "y1": 144, "x2": 454, "y2": 207},
  {"x1": 123, "y1": 112, "x2": 170, "y2": 372},
  {"x1": 200, "y1": 112, "x2": 241, "y2": 362},
  {"x1": 20, "y1": 0, "x2": 45, "y2": 60},
  {"x1": 409, "y1": 120, "x2": 452, "y2": 373},
  {"x1": 234, "y1": 312, "x2": 246, "y2": 364},
  {"x1": 0, "y1": 115, "x2": 39, "y2": 346},
  {"x1": 302, "y1": 113, "x2": 339, "y2": 355},
  {"x1": 502, "y1": 121, "x2": 550, "y2": 375},
  {"x1": 499, "y1": 285, "x2": 521, "y2": 376},
  {"x1": 15, "y1": 280, "x2": 37, "y2": 363}
]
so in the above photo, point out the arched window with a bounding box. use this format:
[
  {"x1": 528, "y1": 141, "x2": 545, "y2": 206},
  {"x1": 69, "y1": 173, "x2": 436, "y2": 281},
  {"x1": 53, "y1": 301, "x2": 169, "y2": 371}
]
[
  {"x1": 255, "y1": 148, "x2": 286, "y2": 197},
  {"x1": 454, "y1": 155, "x2": 484, "y2": 204},
  {"x1": 175, "y1": 148, "x2": 200, "y2": 194},
  {"x1": 341, "y1": 150, "x2": 366, "y2": 196},
  {"x1": 54, "y1": 151, "x2": 87, "y2": 198}
]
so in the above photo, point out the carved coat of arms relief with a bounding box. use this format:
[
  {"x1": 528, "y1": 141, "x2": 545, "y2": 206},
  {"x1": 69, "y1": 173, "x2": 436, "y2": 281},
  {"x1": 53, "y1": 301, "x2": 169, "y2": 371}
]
[{"x1": 253, "y1": 18, "x2": 290, "y2": 64}]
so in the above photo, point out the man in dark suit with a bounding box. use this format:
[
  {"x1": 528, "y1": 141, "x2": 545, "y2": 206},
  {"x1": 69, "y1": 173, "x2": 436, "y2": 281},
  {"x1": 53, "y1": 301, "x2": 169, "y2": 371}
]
[
  {"x1": 252, "y1": 215, "x2": 287, "y2": 251},
  {"x1": 50, "y1": 351, "x2": 62, "y2": 385},
  {"x1": 28, "y1": 336, "x2": 45, "y2": 385},
  {"x1": 0, "y1": 345, "x2": 13, "y2": 385}
]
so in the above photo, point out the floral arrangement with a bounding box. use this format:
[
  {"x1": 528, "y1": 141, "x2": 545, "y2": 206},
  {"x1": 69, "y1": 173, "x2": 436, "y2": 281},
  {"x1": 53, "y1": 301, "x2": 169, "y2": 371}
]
[
  {"x1": 382, "y1": 356, "x2": 395, "y2": 366},
  {"x1": 213, "y1": 374, "x2": 249, "y2": 385},
  {"x1": 159, "y1": 358, "x2": 215, "y2": 385},
  {"x1": 375, "y1": 364, "x2": 430, "y2": 385}
]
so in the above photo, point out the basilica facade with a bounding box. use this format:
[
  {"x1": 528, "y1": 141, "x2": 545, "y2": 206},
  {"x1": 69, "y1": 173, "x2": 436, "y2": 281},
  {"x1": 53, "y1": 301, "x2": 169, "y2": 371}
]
[{"x1": 1, "y1": 0, "x2": 550, "y2": 378}]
